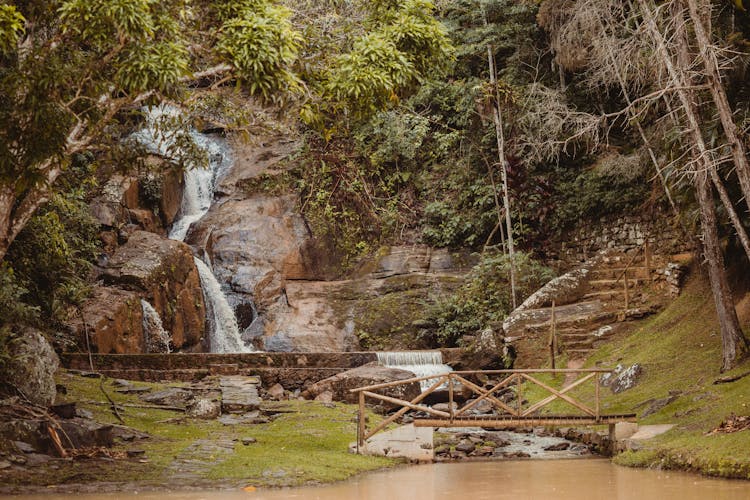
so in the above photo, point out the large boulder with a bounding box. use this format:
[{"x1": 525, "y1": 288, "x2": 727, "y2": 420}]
[
  {"x1": 91, "y1": 231, "x2": 206, "y2": 352},
  {"x1": 188, "y1": 195, "x2": 314, "y2": 311},
  {"x1": 74, "y1": 287, "x2": 145, "y2": 353},
  {"x1": 3, "y1": 328, "x2": 59, "y2": 407},
  {"x1": 89, "y1": 175, "x2": 140, "y2": 228},
  {"x1": 301, "y1": 364, "x2": 421, "y2": 407}
]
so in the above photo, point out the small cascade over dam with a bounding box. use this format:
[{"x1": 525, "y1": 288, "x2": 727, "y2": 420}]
[
  {"x1": 377, "y1": 351, "x2": 453, "y2": 391},
  {"x1": 134, "y1": 104, "x2": 253, "y2": 353},
  {"x1": 140, "y1": 299, "x2": 171, "y2": 353}
]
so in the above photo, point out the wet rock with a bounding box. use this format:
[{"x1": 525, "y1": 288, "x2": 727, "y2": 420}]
[
  {"x1": 187, "y1": 399, "x2": 221, "y2": 419},
  {"x1": 466, "y1": 398, "x2": 494, "y2": 414},
  {"x1": 432, "y1": 402, "x2": 458, "y2": 413},
  {"x1": 449, "y1": 450, "x2": 467, "y2": 459},
  {"x1": 3, "y1": 328, "x2": 59, "y2": 407},
  {"x1": 472, "y1": 446, "x2": 495, "y2": 456},
  {"x1": 301, "y1": 364, "x2": 420, "y2": 408},
  {"x1": 543, "y1": 442, "x2": 570, "y2": 451},
  {"x1": 141, "y1": 388, "x2": 193, "y2": 407},
  {"x1": 455, "y1": 441, "x2": 476, "y2": 454}
]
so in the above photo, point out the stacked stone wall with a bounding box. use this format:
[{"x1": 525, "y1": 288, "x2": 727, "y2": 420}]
[{"x1": 559, "y1": 212, "x2": 691, "y2": 263}]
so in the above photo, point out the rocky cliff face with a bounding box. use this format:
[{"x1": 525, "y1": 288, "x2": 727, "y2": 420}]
[{"x1": 185, "y1": 131, "x2": 473, "y2": 353}]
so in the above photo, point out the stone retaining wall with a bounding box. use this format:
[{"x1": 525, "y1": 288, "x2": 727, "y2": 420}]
[
  {"x1": 559, "y1": 212, "x2": 691, "y2": 263},
  {"x1": 61, "y1": 350, "x2": 464, "y2": 390}
]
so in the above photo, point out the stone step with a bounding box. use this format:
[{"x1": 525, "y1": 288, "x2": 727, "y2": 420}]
[
  {"x1": 581, "y1": 290, "x2": 626, "y2": 302},
  {"x1": 524, "y1": 311, "x2": 618, "y2": 335},
  {"x1": 589, "y1": 267, "x2": 652, "y2": 280},
  {"x1": 220, "y1": 375, "x2": 261, "y2": 413},
  {"x1": 588, "y1": 278, "x2": 645, "y2": 290}
]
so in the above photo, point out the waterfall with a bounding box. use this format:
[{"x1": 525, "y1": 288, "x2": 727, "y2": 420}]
[
  {"x1": 194, "y1": 257, "x2": 252, "y2": 353},
  {"x1": 377, "y1": 351, "x2": 453, "y2": 391},
  {"x1": 134, "y1": 104, "x2": 254, "y2": 353},
  {"x1": 140, "y1": 300, "x2": 171, "y2": 353}
]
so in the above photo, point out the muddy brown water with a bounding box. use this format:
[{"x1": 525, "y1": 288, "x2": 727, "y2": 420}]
[{"x1": 5, "y1": 459, "x2": 750, "y2": 500}]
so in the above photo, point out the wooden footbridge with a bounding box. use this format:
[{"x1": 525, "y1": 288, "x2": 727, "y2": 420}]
[{"x1": 351, "y1": 369, "x2": 636, "y2": 450}]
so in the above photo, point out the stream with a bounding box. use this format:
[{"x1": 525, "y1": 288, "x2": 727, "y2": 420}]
[{"x1": 6, "y1": 459, "x2": 749, "y2": 499}]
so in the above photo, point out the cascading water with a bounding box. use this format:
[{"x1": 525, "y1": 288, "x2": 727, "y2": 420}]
[
  {"x1": 134, "y1": 104, "x2": 254, "y2": 353},
  {"x1": 140, "y1": 299, "x2": 171, "y2": 353},
  {"x1": 194, "y1": 258, "x2": 248, "y2": 353},
  {"x1": 377, "y1": 351, "x2": 453, "y2": 391}
]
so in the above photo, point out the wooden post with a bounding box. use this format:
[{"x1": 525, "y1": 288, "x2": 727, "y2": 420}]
[
  {"x1": 358, "y1": 391, "x2": 365, "y2": 452},
  {"x1": 516, "y1": 373, "x2": 523, "y2": 415},
  {"x1": 608, "y1": 423, "x2": 616, "y2": 455},
  {"x1": 623, "y1": 269, "x2": 630, "y2": 311},
  {"x1": 448, "y1": 374, "x2": 454, "y2": 423},
  {"x1": 595, "y1": 373, "x2": 600, "y2": 421},
  {"x1": 549, "y1": 301, "x2": 557, "y2": 369},
  {"x1": 644, "y1": 240, "x2": 651, "y2": 282}
]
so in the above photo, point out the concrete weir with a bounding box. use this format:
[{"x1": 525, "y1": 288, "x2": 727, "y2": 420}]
[{"x1": 61, "y1": 350, "x2": 462, "y2": 390}]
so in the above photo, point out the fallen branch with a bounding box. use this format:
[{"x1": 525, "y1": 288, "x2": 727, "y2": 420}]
[
  {"x1": 713, "y1": 370, "x2": 750, "y2": 385},
  {"x1": 84, "y1": 400, "x2": 185, "y2": 412},
  {"x1": 99, "y1": 377, "x2": 125, "y2": 424}
]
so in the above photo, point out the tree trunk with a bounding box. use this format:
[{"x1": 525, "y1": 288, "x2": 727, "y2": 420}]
[
  {"x1": 695, "y1": 170, "x2": 749, "y2": 371},
  {"x1": 638, "y1": 0, "x2": 749, "y2": 370},
  {"x1": 685, "y1": 0, "x2": 750, "y2": 218}
]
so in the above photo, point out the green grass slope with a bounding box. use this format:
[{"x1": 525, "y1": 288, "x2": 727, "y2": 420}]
[{"x1": 585, "y1": 273, "x2": 750, "y2": 478}]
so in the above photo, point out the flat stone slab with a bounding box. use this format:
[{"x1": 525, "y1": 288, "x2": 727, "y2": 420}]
[
  {"x1": 629, "y1": 424, "x2": 675, "y2": 440},
  {"x1": 220, "y1": 376, "x2": 260, "y2": 413},
  {"x1": 354, "y1": 424, "x2": 433, "y2": 461}
]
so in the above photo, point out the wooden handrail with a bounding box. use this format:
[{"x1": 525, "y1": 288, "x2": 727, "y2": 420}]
[
  {"x1": 354, "y1": 368, "x2": 623, "y2": 448},
  {"x1": 349, "y1": 368, "x2": 613, "y2": 394}
]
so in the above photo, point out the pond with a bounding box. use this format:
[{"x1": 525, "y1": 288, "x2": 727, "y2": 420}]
[{"x1": 7, "y1": 459, "x2": 750, "y2": 500}]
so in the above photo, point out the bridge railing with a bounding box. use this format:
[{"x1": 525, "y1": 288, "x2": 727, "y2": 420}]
[{"x1": 350, "y1": 368, "x2": 628, "y2": 450}]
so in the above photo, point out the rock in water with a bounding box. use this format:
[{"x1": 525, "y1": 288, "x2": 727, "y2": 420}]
[{"x1": 3, "y1": 328, "x2": 59, "y2": 407}]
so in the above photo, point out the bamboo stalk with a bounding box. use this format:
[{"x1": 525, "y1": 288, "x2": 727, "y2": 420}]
[{"x1": 358, "y1": 391, "x2": 365, "y2": 450}]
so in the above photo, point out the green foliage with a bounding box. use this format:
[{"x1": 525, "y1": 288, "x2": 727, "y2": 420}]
[
  {"x1": 550, "y1": 159, "x2": 651, "y2": 230},
  {"x1": 0, "y1": 4, "x2": 24, "y2": 53},
  {"x1": 217, "y1": 1, "x2": 302, "y2": 98},
  {"x1": 59, "y1": 0, "x2": 189, "y2": 93},
  {"x1": 325, "y1": 32, "x2": 415, "y2": 113},
  {"x1": 0, "y1": 264, "x2": 38, "y2": 326},
  {"x1": 6, "y1": 191, "x2": 100, "y2": 325},
  {"x1": 317, "y1": 0, "x2": 453, "y2": 120},
  {"x1": 425, "y1": 251, "x2": 554, "y2": 346}
]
